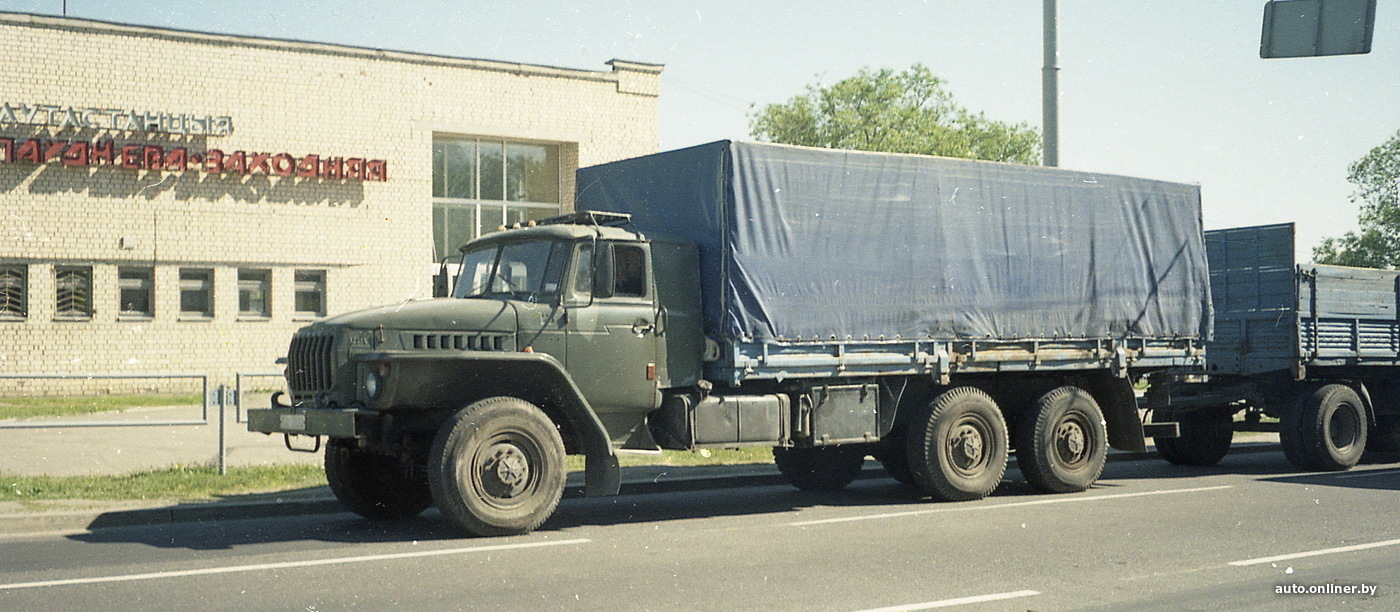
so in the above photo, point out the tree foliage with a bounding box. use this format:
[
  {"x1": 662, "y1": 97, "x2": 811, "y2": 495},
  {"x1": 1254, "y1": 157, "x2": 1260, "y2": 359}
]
[
  {"x1": 1313, "y1": 129, "x2": 1400, "y2": 268},
  {"x1": 749, "y1": 64, "x2": 1041, "y2": 165}
]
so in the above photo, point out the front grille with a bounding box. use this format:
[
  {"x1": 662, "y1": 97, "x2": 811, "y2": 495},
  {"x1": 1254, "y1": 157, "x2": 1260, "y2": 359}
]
[
  {"x1": 409, "y1": 333, "x2": 510, "y2": 351},
  {"x1": 287, "y1": 331, "x2": 335, "y2": 396}
]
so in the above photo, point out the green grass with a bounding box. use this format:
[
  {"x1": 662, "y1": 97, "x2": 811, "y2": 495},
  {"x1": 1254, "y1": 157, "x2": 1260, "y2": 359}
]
[
  {"x1": 0, "y1": 393, "x2": 203, "y2": 420},
  {"x1": 0, "y1": 464, "x2": 328, "y2": 503}
]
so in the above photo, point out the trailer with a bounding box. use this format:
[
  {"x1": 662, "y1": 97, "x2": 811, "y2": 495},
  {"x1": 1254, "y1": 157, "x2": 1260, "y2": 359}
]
[{"x1": 1148, "y1": 223, "x2": 1400, "y2": 469}]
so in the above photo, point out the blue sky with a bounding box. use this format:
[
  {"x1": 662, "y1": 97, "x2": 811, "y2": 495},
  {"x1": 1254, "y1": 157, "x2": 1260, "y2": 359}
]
[{"x1": 5, "y1": 0, "x2": 1397, "y2": 258}]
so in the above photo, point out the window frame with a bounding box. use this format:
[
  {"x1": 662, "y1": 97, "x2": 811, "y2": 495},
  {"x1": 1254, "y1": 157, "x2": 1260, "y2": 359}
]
[
  {"x1": 54, "y1": 265, "x2": 93, "y2": 321},
  {"x1": 179, "y1": 268, "x2": 215, "y2": 320},
  {"x1": 293, "y1": 269, "x2": 327, "y2": 319},
  {"x1": 0, "y1": 264, "x2": 26, "y2": 321},
  {"x1": 117, "y1": 266, "x2": 155, "y2": 320},
  {"x1": 237, "y1": 268, "x2": 272, "y2": 320},
  {"x1": 432, "y1": 135, "x2": 564, "y2": 261}
]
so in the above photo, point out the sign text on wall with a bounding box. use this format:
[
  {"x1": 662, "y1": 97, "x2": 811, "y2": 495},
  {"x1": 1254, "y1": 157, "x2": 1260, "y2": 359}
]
[
  {"x1": 0, "y1": 137, "x2": 388, "y2": 182},
  {"x1": 1, "y1": 103, "x2": 234, "y2": 136}
]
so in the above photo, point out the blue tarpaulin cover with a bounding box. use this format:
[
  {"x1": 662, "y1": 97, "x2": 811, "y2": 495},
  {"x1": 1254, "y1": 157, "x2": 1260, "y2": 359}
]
[{"x1": 576, "y1": 140, "x2": 1212, "y2": 344}]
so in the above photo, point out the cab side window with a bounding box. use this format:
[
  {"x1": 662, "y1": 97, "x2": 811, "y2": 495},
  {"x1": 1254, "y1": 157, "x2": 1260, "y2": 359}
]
[{"x1": 612, "y1": 244, "x2": 647, "y2": 298}]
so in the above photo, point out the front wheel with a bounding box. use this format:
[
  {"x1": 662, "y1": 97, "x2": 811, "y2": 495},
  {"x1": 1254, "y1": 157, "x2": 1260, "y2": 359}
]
[
  {"x1": 1281, "y1": 384, "x2": 1367, "y2": 471},
  {"x1": 324, "y1": 438, "x2": 433, "y2": 520},
  {"x1": 1014, "y1": 387, "x2": 1107, "y2": 493},
  {"x1": 906, "y1": 387, "x2": 1008, "y2": 501},
  {"x1": 428, "y1": 396, "x2": 567, "y2": 536}
]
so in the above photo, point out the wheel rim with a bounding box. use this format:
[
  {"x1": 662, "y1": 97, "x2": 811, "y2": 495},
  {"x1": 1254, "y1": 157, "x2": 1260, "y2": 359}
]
[
  {"x1": 944, "y1": 414, "x2": 992, "y2": 476},
  {"x1": 1328, "y1": 403, "x2": 1361, "y2": 451},
  {"x1": 1053, "y1": 412, "x2": 1092, "y2": 469},
  {"x1": 470, "y1": 431, "x2": 540, "y2": 509}
]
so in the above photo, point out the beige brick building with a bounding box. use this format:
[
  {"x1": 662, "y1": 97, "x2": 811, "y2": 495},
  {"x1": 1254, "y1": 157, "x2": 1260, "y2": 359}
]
[{"x1": 0, "y1": 13, "x2": 662, "y2": 394}]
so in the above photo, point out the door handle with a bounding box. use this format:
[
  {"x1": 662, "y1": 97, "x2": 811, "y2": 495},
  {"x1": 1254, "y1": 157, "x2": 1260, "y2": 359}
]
[{"x1": 632, "y1": 319, "x2": 655, "y2": 336}]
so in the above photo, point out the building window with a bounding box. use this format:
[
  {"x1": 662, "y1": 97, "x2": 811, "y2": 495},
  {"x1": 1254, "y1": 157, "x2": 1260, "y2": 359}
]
[
  {"x1": 118, "y1": 267, "x2": 154, "y2": 318},
  {"x1": 180, "y1": 268, "x2": 214, "y2": 318},
  {"x1": 0, "y1": 264, "x2": 26, "y2": 320},
  {"x1": 432, "y1": 136, "x2": 562, "y2": 260},
  {"x1": 294, "y1": 270, "x2": 326, "y2": 318},
  {"x1": 238, "y1": 269, "x2": 271, "y2": 318},
  {"x1": 55, "y1": 265, "x2": 92, "y2": 320}
]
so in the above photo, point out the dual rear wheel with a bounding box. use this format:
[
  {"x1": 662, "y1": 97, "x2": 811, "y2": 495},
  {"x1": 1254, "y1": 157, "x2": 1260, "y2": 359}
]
[{"x1": 776, "y1": 385, "x2": 1109, "y2": 500}]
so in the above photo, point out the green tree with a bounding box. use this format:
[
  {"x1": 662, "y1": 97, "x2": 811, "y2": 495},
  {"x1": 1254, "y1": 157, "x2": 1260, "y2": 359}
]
[
  {"x1": 1314, "y1": 129, "x2": 1400, "y2": 268},
  {"x1": 749, "y1": 64, "x2": 1041, "y2": 165}
]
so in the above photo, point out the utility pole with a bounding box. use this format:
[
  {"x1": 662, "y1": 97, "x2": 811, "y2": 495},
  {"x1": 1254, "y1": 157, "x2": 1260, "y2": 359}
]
[{"x1": 1042, "y1": 0, "x2": 1059, "y2": 167}]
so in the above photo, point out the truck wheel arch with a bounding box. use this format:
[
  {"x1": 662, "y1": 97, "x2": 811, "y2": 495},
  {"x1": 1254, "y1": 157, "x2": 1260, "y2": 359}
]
[{"x1": 375, "y1": 352, "x2": 621, "y2": 497}]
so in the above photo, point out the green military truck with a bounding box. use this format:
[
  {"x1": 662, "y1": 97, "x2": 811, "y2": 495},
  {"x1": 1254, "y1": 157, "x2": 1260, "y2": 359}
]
[{"x1": 250, "y1": 141, "x2": 1212, "y2": 536}]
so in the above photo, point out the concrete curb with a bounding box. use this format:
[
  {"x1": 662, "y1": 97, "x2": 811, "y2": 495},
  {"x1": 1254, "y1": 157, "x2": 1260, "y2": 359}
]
[{"x1": 0, "y1": 442, "x2": 1281, "y2": 537}]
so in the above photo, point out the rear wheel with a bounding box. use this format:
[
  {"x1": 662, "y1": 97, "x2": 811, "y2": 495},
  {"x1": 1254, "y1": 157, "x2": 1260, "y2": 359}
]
[
  {"x1": 429, "y1": 397, "x2": 567, "y2": 536},
  {"x1": 906, "y1": 387, "x2": 1008, "y2": 501},
  {"x1": 1014, "y1": 387, "x2": 1108, "y2": 493},
  {"x1": 1152, "y1": 406, "x2": 1234, "y2": 466},
  {"x1": 1281, "y1": 384, "x2": 1367, "y2": 471},
  {"x1": 324, "y1": 438, "x2": 432, "y2": 520},
  {"x1": 773, "y1": 446, "x2": 867, "y2": 492}
]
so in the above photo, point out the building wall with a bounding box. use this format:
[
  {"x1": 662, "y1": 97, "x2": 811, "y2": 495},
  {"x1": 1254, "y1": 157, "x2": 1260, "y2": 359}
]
[{"x1": 0, "y1": 13, "x2": 662, "y2": 393}]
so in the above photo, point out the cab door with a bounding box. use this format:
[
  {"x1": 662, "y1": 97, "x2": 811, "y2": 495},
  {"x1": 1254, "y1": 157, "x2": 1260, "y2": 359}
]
[{"x1": 564, "y1": 241, "x2": 660, "y2": 439}]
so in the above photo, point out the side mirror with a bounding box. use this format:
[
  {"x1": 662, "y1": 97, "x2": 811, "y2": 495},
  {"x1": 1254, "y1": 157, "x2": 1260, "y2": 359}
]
[
  {"x1": 432, "y1": 256, "x2": 455, "y2": 298},
  {"x1": 592, "y1": 244, "x2": 614, "y2": 299}
]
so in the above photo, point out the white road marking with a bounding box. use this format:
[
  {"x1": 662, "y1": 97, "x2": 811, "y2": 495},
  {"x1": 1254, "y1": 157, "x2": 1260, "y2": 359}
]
[
  {"x1": 790, "y1": 485, "x2": 1234, "y2": 526},
  {"x1": 855, "y1": 589, "x2": 1041, "y2": 611},
  {"x1": 1335, "y1": 468, "x2": 1400, "y2": 479},
  {"x1": 0, "y1": 538, "x2": 590, "y2": 591},
  {"x1": 1229, "y1": 538, "x2": 1400, "y2": 567}
]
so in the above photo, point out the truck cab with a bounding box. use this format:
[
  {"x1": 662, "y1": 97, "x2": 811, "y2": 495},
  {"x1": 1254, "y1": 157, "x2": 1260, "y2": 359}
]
[{"x1": 249, "y1": 212, "x2": 700, "y2": 536}]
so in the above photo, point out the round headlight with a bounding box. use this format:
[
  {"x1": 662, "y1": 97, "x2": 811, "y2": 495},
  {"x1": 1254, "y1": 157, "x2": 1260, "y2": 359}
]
[{"x1": 364, "y1": 369, "x2": 382, "y2": 399}]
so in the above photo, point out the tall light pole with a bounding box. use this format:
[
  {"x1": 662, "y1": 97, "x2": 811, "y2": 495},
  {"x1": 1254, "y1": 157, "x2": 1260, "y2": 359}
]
[{"x1": 1042, "y1": 0, "x2": 1059, "y2": 167}]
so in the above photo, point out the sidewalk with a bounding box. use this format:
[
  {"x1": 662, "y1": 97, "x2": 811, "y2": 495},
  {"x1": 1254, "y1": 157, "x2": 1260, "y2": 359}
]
[{"x1": 0, "y1": 395, "x2": 319, "y2": 477}]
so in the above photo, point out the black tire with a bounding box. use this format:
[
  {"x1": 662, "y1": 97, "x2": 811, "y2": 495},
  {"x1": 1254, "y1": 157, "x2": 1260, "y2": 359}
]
[
  {"x1": 773, "y1": 446, "x2": 867, "y2": 492},
  {"x1": 1014, "y1": 387, "x2": 1108, "y2": 493},
  {"x1": 906, "y1": 387, "x2": 1008, "y2": 501},
  {"x1": 1280, "y1": 384, "x2": 1367, "y2": 471},
  {"x1": 428, "y1": 397, "x2": 567, "y2": 536},
  {"x1": 324, "y1": 438, "x2": 433, "y2": 521},
  {"x1": 1152, "y1": 406, "x2": 1234, "y2": 466}
]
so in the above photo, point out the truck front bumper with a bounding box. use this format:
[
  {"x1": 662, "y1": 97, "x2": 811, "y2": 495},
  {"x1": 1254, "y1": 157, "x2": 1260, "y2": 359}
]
[{"x1": 247, "y1": 404, "x2": 377, "y2": 438}]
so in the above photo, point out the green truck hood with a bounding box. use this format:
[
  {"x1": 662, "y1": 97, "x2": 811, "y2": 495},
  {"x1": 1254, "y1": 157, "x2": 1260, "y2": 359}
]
[{"x1": 318, "y1": 298, "x2": 516, "y2": 333}]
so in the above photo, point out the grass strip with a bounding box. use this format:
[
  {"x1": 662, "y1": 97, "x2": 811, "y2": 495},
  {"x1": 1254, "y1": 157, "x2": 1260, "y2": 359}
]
[
  {"x1": 0, "y1": 394, "x2": 204, "y2": 420},
  {"x1": 1, "y1": 448, "x2": 774, "y2": 503},
  {"x1": 0, "y1": 464, "x2": 327, "y2": 503}
]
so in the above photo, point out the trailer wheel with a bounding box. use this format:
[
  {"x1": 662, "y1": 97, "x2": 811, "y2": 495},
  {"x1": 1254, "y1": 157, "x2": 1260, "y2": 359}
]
[
  {"x1": 773, "y1": 446, "x2": 867, "y2": 492},
  {"x1": 428, "y1": 396, "x2": 567, "y2": 536},
  {"x1": 1281, "y1": 384, "x2": 1367, "y2": 471},
  {"x1": 907, "y1": 387, "x2": 1008, "y2": 501},
  {"x1": 1014, "y1": 387, "x2": 1108, "y2": 493},
  {"x1": 1152, "y1": 406, "x2": 1234, "y2": 466},
  {"x1": 324, "y1": 438, "x2": 433, "y2": 520}
]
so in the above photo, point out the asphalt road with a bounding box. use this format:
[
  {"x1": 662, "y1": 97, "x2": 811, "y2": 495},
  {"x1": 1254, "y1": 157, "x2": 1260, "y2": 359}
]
[{"x1": 2, "y1": 451, "x2": 1397, "y2": 611}]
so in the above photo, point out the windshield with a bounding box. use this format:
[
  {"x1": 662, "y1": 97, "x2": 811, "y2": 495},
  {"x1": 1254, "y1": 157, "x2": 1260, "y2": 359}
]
[{"x1": 452, "y1": 239, "x2": 569, "y2": 302}]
